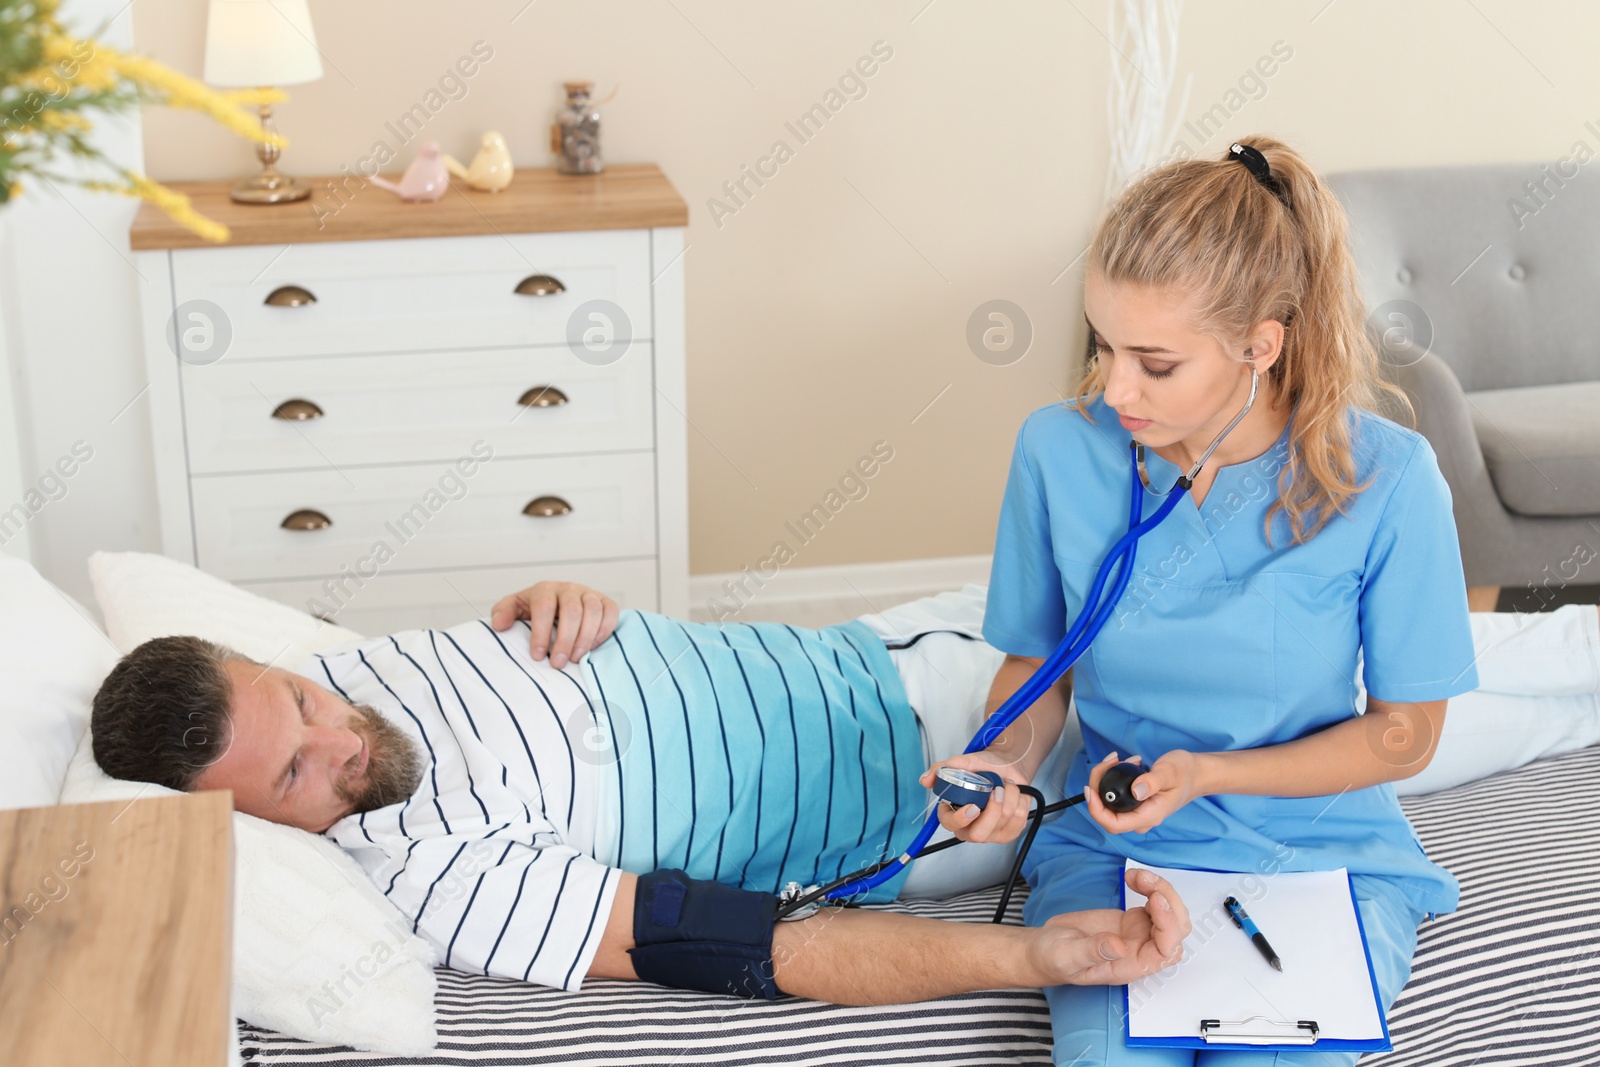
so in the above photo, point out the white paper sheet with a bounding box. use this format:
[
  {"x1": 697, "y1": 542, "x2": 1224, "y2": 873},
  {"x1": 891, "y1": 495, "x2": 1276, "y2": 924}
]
[{"x1": 1123, "y1": 861, "x2": 1386, "y2": 1045}]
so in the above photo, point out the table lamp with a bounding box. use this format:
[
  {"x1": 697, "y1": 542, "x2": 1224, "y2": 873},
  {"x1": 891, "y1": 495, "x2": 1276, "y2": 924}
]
[{"x1": 203, "y1": 0, "x2": 324, "y2": 204}]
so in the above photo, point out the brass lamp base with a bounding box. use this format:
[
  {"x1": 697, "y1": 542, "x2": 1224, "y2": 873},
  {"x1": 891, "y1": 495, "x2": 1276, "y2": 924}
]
[
  {"x1": 230, "y1": 167, "x2": 311, "y2": 204},
  {"x1": 230, "y1": 100, "x2": 311, "y2": 204}
]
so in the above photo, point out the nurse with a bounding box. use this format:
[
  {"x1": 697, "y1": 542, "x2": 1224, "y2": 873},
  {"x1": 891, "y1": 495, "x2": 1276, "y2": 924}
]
[{"x1": 923, "y1": 136, "x2": 1481, "y2": 1065}]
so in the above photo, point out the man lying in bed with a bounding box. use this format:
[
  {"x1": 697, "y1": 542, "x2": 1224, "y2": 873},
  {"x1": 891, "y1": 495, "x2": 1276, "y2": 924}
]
[{"x1": 87, "y1": 580, "x2": 1190, "y2": 1005}]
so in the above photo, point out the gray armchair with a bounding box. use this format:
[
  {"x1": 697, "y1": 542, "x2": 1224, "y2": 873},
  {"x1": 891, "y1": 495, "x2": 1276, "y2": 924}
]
[{"x1": 1330, "y1": 162, "x2": 1600, "y2": 595}]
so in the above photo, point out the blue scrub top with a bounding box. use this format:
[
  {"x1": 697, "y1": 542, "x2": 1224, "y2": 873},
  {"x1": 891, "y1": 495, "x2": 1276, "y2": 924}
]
[{"x1": 984, "y1": 395, "x2": 1481, "y2": 918}]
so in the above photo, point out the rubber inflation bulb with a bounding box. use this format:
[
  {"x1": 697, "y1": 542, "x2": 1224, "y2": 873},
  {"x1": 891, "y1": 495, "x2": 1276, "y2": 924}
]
[{"x1": 1098, "y1": 761, "x2": 1148, "y2": 814}]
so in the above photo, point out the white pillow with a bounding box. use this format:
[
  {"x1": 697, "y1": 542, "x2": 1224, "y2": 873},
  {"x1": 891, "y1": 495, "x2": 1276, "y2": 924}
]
[
  {"x1": 88, "y1": 550, "x2": 362, "y2": 664},
  {"x1": 81, "y1": 550, "x2": 440, "y2": 1054},
  {"x1": 0, "y1": 552, "x2": 119, "y2": 809},
  {"x1": 59, "y1": 735, "x2": 439, "y2": 1053}
]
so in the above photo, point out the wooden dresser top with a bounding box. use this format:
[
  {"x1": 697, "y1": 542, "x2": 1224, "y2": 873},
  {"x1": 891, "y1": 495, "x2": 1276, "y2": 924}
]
[
  {"x1": 130, "y1": 162, "x2": 688, "y2": 251},
  {"x1": 0, "y1": 791, "x2": 233, "y2": 1066}
]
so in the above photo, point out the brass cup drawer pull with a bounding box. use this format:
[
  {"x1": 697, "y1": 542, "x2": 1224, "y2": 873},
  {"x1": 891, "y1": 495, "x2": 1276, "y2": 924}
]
[
  {"x1": 264, "y1": 285, "x2": 317, "y2": 307},
  {"x1": 271, "y1": 398, "x2": 325, "y2": 421},
  {"x1": 522, "y1": 495, "x2": 572, "y2": 518},
  {"x1": 513, "y1": 274, "x2": 566, "y2": 297},
  {"x1": 517, "y1": 385, "x2": 569, "y2": 408},
  {"x1": 281, "y1": 509, "x2": 333, "y2": 531}
]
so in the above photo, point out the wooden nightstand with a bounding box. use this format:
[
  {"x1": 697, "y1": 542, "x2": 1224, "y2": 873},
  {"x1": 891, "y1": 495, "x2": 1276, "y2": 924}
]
[
  {"x1": 129, "y1": 165, "x2": 689, "y2": 633},
  {"x1": 0, "y1": 791, "x2": 233, "y2": 1066}
]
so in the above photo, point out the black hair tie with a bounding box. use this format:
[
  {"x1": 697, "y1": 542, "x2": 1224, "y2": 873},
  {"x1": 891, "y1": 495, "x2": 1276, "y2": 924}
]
[{"x1": 1228, "y1": 141, "x2": 1292, "y2": 211}]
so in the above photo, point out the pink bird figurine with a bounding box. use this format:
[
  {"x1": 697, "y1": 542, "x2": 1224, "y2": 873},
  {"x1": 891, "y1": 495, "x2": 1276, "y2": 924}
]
[{"x1": 367, "y1": 141, "x2": 450, "y2": 202}]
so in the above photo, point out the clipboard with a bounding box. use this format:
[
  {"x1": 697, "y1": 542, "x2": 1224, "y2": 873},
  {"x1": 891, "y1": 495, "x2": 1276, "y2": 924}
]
[{"x1": 1120, "y1": 861, "x2": 1393, "y2": 1054}]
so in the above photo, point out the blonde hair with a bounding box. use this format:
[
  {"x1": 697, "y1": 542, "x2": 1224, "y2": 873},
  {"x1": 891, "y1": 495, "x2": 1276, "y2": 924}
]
[{"x1": 1073, "y1": 135, "x2": 1410, "y2": 546}]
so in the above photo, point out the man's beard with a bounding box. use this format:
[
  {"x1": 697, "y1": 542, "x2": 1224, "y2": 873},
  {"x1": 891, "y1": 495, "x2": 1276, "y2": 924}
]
[{"x1": 338, "y1": 703, "x2": 425, "y2": 815}]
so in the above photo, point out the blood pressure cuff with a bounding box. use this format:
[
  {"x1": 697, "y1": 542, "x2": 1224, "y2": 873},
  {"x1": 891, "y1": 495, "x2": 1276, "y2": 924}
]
[{"x1": 628, "y1": 869, "x2": 780, "y2": 1000}]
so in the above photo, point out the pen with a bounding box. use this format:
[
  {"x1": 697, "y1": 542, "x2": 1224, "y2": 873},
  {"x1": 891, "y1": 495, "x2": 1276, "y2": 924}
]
[{"x1": 1224, "y1": 895, "x2": 1283, "y2": 972}]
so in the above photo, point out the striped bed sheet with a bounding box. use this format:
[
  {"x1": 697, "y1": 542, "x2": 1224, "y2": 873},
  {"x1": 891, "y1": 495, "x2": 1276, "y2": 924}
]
[{"x1": 240, "y1": 742, "x2": 1600, "y2": 1066}]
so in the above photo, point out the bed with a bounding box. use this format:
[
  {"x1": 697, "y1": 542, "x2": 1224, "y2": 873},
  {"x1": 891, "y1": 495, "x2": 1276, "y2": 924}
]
[
  {"x1": 6, "y1": 550, "x2": 1595, "y2": 1066},
  {"x1": 236, "y1": 740, "x2": 1600, "y2": 1066}
]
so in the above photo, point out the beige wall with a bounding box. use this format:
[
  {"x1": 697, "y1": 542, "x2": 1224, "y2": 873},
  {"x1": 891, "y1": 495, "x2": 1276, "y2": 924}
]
[{"x1": 132, "y1": 0, "x2": 1594, "y2": 576}]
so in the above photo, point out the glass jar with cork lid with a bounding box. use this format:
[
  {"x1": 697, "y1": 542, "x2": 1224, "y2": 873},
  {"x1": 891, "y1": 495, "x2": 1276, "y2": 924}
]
[{"x1": 553, "y1": 81, "x2": 603, "y2": 174}]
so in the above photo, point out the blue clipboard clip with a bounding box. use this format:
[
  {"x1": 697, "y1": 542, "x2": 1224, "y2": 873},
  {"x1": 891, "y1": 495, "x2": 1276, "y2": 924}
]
[{"x1": 1199, "y1": 1018, "x2": 1319, "y2": 1046}]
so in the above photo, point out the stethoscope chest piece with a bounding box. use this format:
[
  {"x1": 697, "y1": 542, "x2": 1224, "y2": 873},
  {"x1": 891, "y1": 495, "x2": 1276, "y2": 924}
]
[{"x1": 777, "y1": 880, "x2": 826, "y2": 921}]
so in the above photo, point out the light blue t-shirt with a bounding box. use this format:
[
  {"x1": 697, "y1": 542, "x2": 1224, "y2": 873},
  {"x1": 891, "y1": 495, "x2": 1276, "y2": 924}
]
[
  {"x1": 584, "y1": 611, "x2": 926, "y2": 903},
  {"x1": 985, "y1": 395, "x2": 1481, "y2": 918}
]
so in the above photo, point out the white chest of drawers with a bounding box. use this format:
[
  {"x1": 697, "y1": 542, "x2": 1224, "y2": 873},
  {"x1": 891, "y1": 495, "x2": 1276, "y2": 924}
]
[{"x1": 130, "y1": 165, "x2": 688, "y2": 635}]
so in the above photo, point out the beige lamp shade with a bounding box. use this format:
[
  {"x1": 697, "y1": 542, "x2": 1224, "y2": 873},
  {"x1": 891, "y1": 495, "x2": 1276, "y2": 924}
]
[{"x1": 204, "y1": 0, "x2": 324, "y2": 87}]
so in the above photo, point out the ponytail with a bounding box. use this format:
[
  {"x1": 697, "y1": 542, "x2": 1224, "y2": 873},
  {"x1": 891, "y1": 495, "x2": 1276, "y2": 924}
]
[{"x1": 1072, "y1": 134, "x2": 1411, "y2": 545}]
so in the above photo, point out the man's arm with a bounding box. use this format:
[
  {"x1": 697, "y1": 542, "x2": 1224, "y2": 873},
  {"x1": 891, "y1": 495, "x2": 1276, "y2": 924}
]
[
  {"x1": 490, "y1": 580, "x2": 620, "y2": 668},
  {"x1": 586, "y1": 870, "x2": 639, "y2": 979},
  {"x1": 587, "y1": 867, "x2": 1189, "y2": 1001}
]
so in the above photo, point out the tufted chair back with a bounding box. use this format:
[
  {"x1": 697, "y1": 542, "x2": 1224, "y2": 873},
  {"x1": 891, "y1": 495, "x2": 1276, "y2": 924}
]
[{"x1": 1330, "y1": 159, "x2": 1600, "y2": 393}]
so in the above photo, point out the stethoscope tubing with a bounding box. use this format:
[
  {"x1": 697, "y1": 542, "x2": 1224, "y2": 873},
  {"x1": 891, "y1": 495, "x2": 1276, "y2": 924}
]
[
  {"x1": 788, "y1": 375, "x2": 1260, "y2": 919},
  {"x1": 812, "y1": 448, "x2": 1187, "y2": 905}
]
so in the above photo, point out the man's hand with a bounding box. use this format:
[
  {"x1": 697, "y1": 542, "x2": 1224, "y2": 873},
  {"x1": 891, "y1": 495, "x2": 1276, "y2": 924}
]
[
  {"x1": 1082, "y1": 749, "x2": 1201, "y2": 836},
  {"x1": 1034, "y1": 866, "x2": 1189, "y2": 986},
  {"x1": 919, "y1": 750, "x2": 1034, "y2": 845},
  {"x1": 490, "y1": 581, "x2": 619, "y2": 669},
  {"x1": 767, "y1": 866, "x2": 1190, "y2": 1003}
]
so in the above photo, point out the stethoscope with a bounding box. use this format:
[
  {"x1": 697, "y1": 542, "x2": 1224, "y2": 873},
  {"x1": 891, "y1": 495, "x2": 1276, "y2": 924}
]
[{"x1": 775, "y1": 366, "x2": 1262, "y2": 923}]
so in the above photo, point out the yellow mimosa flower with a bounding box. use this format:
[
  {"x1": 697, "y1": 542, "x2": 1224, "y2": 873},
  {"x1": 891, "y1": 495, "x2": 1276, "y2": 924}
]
[
  {"x1": 37, "y1": 109, "x2": 89, "y2": 132},
  {"x1": 102, "y1": 47, "x2": 285, "y2": 149},
  {"x1": 133, "y1": 176, "x2": 229, "y2": 243},
  {"x1": 9, "y1": 10, "x2": 281, "y2": 242}
]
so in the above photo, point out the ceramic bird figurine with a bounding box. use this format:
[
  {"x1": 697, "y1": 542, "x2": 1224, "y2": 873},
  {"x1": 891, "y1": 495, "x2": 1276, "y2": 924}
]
[
  {"x1": 445, "y1": 131, "x2": 513, "y2": 192},
  {"x1": 367, "y1": 141, "x2": 450, "y2": 201}
]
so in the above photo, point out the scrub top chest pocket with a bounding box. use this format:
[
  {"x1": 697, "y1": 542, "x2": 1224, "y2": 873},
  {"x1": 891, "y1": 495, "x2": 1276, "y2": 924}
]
[{"x1": 1068, "y1": 559, "x2": 1282, "y2": 756}]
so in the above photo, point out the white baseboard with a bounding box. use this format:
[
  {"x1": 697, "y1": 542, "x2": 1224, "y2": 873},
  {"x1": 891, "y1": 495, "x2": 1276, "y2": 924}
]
[{"x1": 690, "y1": 554, "x2": 991, "y2": 617}]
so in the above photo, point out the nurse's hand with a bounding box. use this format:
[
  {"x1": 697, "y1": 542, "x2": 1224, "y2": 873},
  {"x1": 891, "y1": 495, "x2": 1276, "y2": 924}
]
[
  {"x1": 1084, "y1": 750, "x2": 1200, "y2": 835},
  {"x1": 919, "y1": 752, "x2": 1032, "y2": 845}
]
